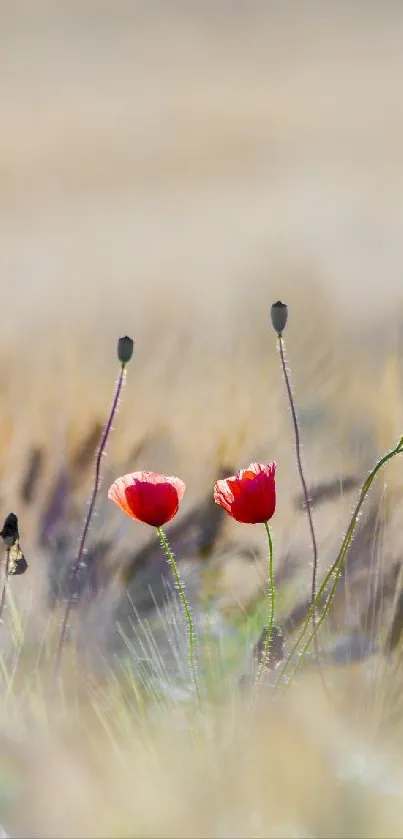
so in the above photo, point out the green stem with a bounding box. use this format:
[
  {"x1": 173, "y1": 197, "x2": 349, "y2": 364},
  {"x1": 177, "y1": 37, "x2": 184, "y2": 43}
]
[
  {"x1": 255, "y1": 521, "x2": 275, "y2": 685},
  {"x1": 157, "y1": 526, "x2": 200, "y2": 702},
  {"x1": 275, "y1": 434, "x2": 403, "y2": 693}
]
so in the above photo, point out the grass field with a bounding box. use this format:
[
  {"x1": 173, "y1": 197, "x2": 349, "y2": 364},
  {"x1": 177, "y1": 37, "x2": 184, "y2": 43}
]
[{"x1": 1, "y1": 3, "x2": 403, "y2": 836}]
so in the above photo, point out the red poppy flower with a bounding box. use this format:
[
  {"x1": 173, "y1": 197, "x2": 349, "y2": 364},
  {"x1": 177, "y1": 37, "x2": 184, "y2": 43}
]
[
  {"x1": 108, "y1": 471, "x2": 186, "y2": 527},
  {"x1": 213, "y1": 462, "x2": 276, "y2": 524}
]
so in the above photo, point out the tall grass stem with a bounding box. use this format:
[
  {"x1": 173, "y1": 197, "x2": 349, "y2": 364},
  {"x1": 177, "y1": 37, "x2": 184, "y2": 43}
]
[{"x1": 276, "y1": 434, "x2": 403, "y2": 692}]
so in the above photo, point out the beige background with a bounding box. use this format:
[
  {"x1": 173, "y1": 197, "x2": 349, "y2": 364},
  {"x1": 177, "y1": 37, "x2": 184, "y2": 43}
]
[{"x1": 1, "y1": 2, "x2": 403, "y2": 608}]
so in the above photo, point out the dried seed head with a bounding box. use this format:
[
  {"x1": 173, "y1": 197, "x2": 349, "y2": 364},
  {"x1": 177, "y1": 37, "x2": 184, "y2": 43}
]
[
  {"x1": 0, "y1": 513, "x2": 19, "y2": 546},
  {"x1": 270, "y1": 301, "x2": 288, "y2": 336},
  {"x1": 117, "y1": 335, "x2": 134, "y2": 365}
]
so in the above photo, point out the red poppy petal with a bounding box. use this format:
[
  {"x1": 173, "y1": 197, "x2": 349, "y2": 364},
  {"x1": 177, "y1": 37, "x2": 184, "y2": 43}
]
[
  {"x1": 226, "y1": 478, "x2": 244, "y2": 497},
  {"x1": 213, "y1": 479, "x2": 234, "y2": 514},
  {"x1": 214, "y1": 477, "x2": 235, "y2": 497},
  {"x1": 224, "y1": 464, "x2": 276, "y2": 523},
  {"x1": 261, "y1": 462, "x2": 277, "y2": 480},
  {"x1": 125, "y1": 481, "x2": 180, "y2": 527},
  {"x1": 108, "y1": 474, "x2": 140, "y2": 520},
  {"x1": 134, "y1": 471, "x2": 163, "y2": 485},
  {"x1": 236, "y1": 470, "x2": 275, "y2": 523},
  {"x1": 237, "y1": 462, "x2": 266, "y2": 480},
  {"x1": 214, "y1": 462, "x2": 276, "y2": 523},
  {"x1": 166, "y1": 475, "x2": 186, "y2": 502},
  {"x1": 109, "y1": 471, "x2": 185, "y2": 526},
  {"x1": 236, "y1": 469, "x2": 255, "y2": 482}
]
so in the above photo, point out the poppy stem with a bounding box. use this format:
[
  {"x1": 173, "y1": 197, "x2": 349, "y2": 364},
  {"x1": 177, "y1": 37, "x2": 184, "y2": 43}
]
[
  {"x1": 255, "y1": 521, "x2": 275, "y2": 685},
  {"x1": 275, "y1": 433, "x2": 403, "y2": 692},
  {"x1": 277, "y1": 338, "x2": 319, "y2": 621},
  {"x1": 0, "y1": 547, "x2": 10, "y2": 624},
  {"x1": 276, "y1": 335, "x2": 331, "y2": 698},
  {"x1": 157, "y1": 526, "x2": 200, "y2": 702},
  {"x1": 54, "y1": 362, "x2": 127, "y2": 681}
]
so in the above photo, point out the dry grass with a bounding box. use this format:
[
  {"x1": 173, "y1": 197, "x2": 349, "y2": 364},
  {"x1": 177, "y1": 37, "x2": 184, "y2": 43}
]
[{"x1": 2, "y1": 660, "x2": 403, "y2": 838}]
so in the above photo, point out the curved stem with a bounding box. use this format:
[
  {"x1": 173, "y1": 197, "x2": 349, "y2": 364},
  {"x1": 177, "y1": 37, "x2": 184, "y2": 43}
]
[
  {"x1": 54, "y1": 363, "x2": 127, "y2": 678},
  {"x1": 255, "y1": 521, "x2": 275, "y2": 684},
  {"x1": 276, "y1": 435, "x2": 403, "y2": 693},
  {"x1": 157, "y1": 526, "x2": 200, "y2": 702},
  {"x1": 278, "y1": 336, "x2": 329, "y2": 696},
  {"x1": 278, "y1": 337, "x2": 318, "y2": 609}
]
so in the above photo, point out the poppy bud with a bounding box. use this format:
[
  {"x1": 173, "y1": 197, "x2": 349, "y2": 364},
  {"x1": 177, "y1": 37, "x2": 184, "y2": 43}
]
[
  {"x1": 117, "y1": 336, "x2": 134, "y2": 365},
  {"x1": 270, "y1": 301, "x2": 288, "y2": 336}
]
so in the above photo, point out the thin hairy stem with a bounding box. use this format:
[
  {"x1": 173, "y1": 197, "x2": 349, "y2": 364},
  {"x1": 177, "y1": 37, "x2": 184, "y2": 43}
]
[
  {"x1": 0, "y1": 547, "x2": 10, "y2": 624},
  {"x1": 278, "y1": 337, "x2": 318, "y2": 611},
  {"x1": 276, "y1": 434, "x2": 403, "y2": 692},
  {"x1": 157, "y1": 526, "x2": 200, "y2": 702},
  {"x1": 255, "y1": 521, "x2": 275, "y2": 685},
  {"x1": 54, "y1": 364, "x2": 127, "y2": 678},
  {"x1": 277, "y1": 336, "x2": 328, "y2": 695}
]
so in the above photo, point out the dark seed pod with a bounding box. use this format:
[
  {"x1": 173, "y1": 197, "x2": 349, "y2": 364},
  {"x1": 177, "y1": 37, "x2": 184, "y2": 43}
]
[
  {"x1": 270, "y1": 301, "x2": 288, "y2": 336},
  {"x1": 117, "y1": 335, "x2": 134, "y2": 365},
  {"x1": 0, "y1": 513, "x2": 19, "y2": 546},
  {"x1": 9, "y1": 552, "x2": 28, "y2": 576}
]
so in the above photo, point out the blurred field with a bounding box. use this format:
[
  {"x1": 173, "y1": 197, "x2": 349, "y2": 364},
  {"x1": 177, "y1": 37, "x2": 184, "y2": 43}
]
[
  {"x1": 1, "y1": 2, "x2": 403, "y2": 836},
  {"x1": 0, "y1": 0, "x2": 402, "y2": 612}
]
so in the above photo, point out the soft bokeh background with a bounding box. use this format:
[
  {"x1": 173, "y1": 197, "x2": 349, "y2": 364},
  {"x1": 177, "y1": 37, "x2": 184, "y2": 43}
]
[
  {"x1": 1, "y1": 0, "x2": 403, "y2": 634},
  {"x1": 1, "y1": 2, "x2": 403, "y2": 568},
  {"x1": 1, "y1": 3, "x2": 403, "y2": 837}
]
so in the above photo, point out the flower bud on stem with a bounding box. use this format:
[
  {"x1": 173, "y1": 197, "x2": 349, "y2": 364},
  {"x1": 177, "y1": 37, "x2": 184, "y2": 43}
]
[{"x1": 54, "y1": 337, "x2": 134, "y2": 680}]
